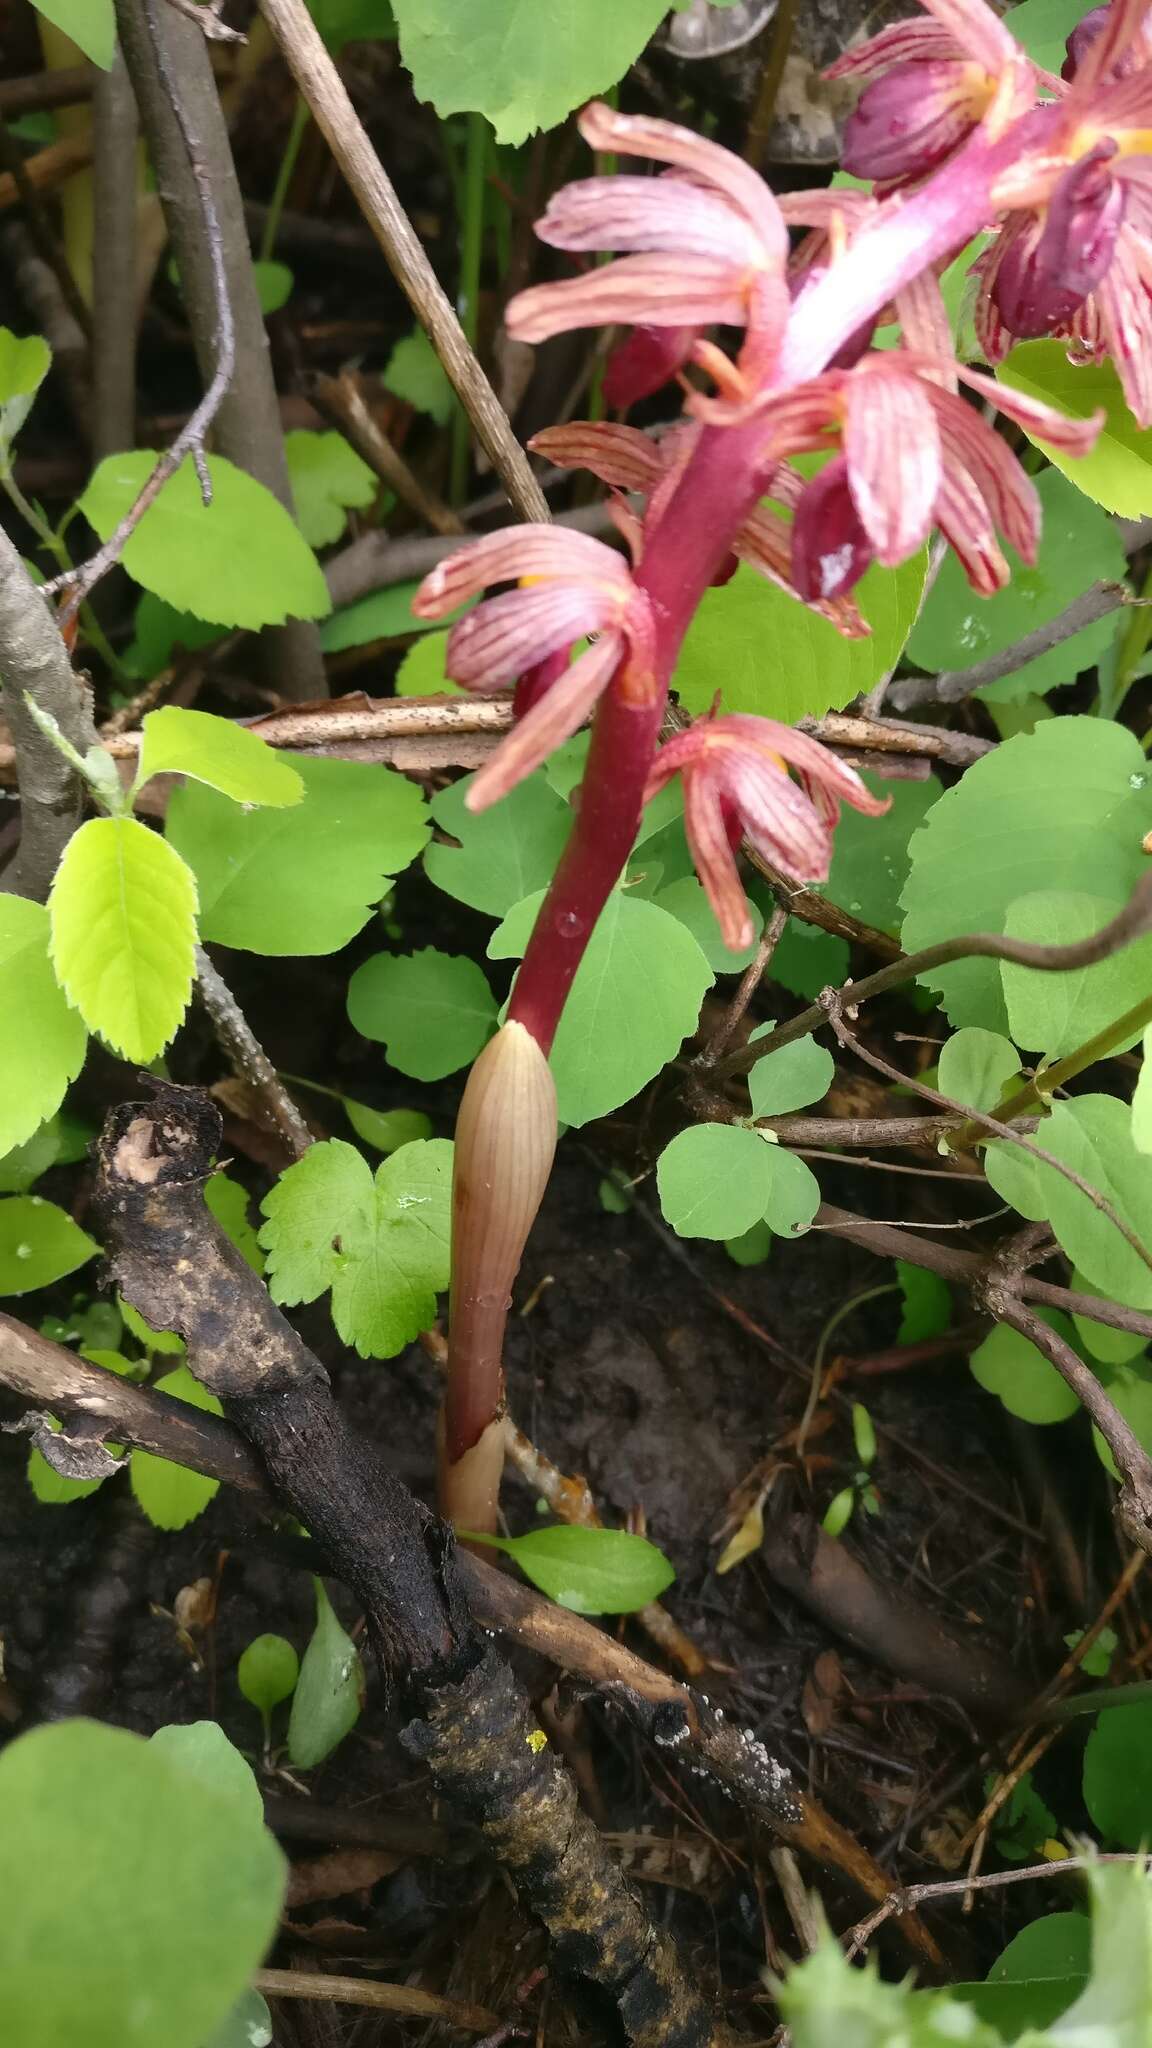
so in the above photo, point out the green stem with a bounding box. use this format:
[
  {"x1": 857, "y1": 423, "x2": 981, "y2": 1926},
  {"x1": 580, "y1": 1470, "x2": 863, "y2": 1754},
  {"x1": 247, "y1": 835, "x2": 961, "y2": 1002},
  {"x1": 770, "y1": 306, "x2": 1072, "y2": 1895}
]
[
  {"x1": 450, "y1": 113, "x2": 487, "y2": 503},
  {"x1": 969, "y1": 987, "x2": 1152, "y2": 1140},
  {"x1": 259, "y1": 95, "x2": 310, "y2": 265}
]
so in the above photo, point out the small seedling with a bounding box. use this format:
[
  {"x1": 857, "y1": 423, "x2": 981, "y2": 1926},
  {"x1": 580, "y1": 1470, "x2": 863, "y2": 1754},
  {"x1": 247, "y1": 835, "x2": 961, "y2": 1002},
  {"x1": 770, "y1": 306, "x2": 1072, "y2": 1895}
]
[{"x1": 237, "y1": 1634, "x2": 300, "y2": 1760}]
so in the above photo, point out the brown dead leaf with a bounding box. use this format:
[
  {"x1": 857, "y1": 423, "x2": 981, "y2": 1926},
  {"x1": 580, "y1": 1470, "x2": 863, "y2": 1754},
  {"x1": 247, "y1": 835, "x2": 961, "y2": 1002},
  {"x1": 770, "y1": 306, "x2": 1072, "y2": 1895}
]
[
  {"x1": 802, "y1": 1649, "x2": 844, "y2": 1739},
  {"x1": 287, "y1": 1847, "x2": 403, "y2": 1907}
]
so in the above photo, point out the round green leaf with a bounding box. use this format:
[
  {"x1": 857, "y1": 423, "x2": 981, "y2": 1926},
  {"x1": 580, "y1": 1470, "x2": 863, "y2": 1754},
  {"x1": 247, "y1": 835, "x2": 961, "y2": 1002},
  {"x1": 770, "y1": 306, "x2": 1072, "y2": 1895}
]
[
  {"x1": 136, "y1": 707, "x2": 304, "y2": 808},
  {"x1": 130, "y1": 1365, "x2": 223, "y2": 1530},
  {"x1": 342, "y1": 1101, "x2": 432, "y2": 1153},
  {"x1": 1071, "y1": 1269, "x2": 1148, "y2": 1366},
  {"x1": 822, "y1": 772, "x2": 942, "y2": 936},
  {"x1": 725, "y1": 1219, "x2": 773, "y2": 1267},
  {"x1": 49, "y1": 816, "x2": 198, "y2": 1063},
  {"x1": 284, "y1": 429, "x2": 376, "y2": 548},
  {"x1": 987, "y1": 1094, "x2": 1152, "y2": 1312},
  {"x1": 482, "y1": 1524, "x2": 675, "y2": 1615},
  {"x1": 252, "y1": 260, "x2": 293, "y2": 315},
  {"x1": 1084, "y1": 1701, "x2": 1152, "y2": 1846},
  {"x1": 0, "y1": 897, "x2": 88, "y2": 1156},
  {"x1": 426, "y1": 772, "x2": 572, "y2": 918},
  {"x1": 0, "y1": 1718, "x2": 285, "y2": 2048},
  {"x1": 238, "y1": 1634, "x2": 300, "y2": 1714},
  {"x1": 77, "y1": 451, "x2": 330, "y2": 629},
  {"x1": 763, "y1": 1147, "x2": 821, "y2": 1238},
  {"x1": 967, "y1": 1913, "x2": 1093, "y2": 2033},
  {"x1": 382, "y1": 329, "x2": 454, "y2": 423},
  {"x1": 658, "y1": 1124, "x2": 776, "y2": 1241},
  {"x1": 0, "y1": 1195, "x2": 97, "y2": 1295},
  {"x1": 394, "y1": 632, "x2": 463, "y2": 697},
  {"x1": 1092, "y1": 1363, "x2": 1152, "y2": 1479},
  {"x1": 937, "y1": 1027, "x2": 1019, "y2": 1113},
  {"x1": 969, "y1": 1311, "x2": 1081, "y2": 1423},
  {"x1": 347, "y1": 948, "x2": 497, "y2": 1080},
  {"x1": 748, "y1": 1029, "x2": 834, "y2": 1117},
  {"x1": 1001, "y1": 891, "x2": 1152, "y2": 1059}
]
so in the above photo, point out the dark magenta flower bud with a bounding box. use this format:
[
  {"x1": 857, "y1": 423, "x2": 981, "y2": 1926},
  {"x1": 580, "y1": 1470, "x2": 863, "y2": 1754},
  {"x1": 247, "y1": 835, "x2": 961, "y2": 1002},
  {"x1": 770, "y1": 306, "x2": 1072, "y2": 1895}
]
[
  {"x1": 841, "y1": 58, "x2": 985, "y2": 183},
  {"x1": 993, "y1": 143, "x2": 1125, "y2": 338},
  {"x1": 790, "y1": 457, "x2": 874, "y2": 603},
  {"x1": 1061, "y1": 6, "x2": 1109, "y2": 79},
  {"x1": 602, "y1": 324, "x2": 696, "y2": 408}
]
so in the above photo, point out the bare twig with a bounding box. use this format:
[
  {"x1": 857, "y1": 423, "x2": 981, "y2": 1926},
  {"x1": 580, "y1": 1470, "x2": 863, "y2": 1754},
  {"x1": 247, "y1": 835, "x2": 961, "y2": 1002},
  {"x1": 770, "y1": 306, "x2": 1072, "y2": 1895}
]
[
  {"x1": 0, "y1": 528, "x2": 97, "y2": 900},
  {"x1": 194, "y1": 947, "x2": 313, "y2": 1160},
  {"x1": 91, "y1": 49, "x2": 139, "y2": 460},
  {"x1": 703, "y1": 903, "x2": 788, "y2": 1063},
  {"x1": 0, "y1": 68, "x2": 96, "y2": 117},
  {"x1": 0, "y1": 133, "x2": 94, "y2": 212},
  {"x1": 308, "y1": 369, "x2": 466, "y2": 537},
  {"x1": 254, "y1": 1968, "x2": 500, "y2": 2032},
  {"x1": 255, "y1": 0, "x2": 549, "y2": 524},
  {"x1": 846, "y1": 1853, "x2": 1150, "y2": 1957},
  {"x1": 891, "y1": 580, "x2": 1133, "y2": 710}
]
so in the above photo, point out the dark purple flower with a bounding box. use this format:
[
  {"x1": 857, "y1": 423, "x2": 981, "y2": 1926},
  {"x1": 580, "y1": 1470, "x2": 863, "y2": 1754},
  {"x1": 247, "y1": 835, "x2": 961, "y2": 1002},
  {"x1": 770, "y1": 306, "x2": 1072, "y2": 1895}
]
[{"x1": 992, "y1": 143, "x2": 1126, "y2": 336}]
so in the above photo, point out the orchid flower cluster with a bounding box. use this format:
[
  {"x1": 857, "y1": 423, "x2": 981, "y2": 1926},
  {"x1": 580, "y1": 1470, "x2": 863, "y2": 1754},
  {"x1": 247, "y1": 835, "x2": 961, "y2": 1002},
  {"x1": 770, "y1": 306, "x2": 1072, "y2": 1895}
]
[{"x1": 420, "y1": 0, "x2": 1152, "y2": 1529}]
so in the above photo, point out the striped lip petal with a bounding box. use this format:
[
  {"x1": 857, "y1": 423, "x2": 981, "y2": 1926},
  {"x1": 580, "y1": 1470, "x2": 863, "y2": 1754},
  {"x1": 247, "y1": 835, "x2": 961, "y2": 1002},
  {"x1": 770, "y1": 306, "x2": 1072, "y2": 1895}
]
[
  {"x1": 528, "y1": 421, "x2": 666, "y2": 492},
  {"x1": 1094, "y1": 228, "x2": 1152, "y2": 426},
  {"x1": 934, "y1": 461, "x2": 1010, "y2": 594},
  {"x1": 536, "y1": 176, "x2": 765, "y2": 267},
  {"x1": 576, "y1": 101, "x2": 787, "y2": 263},
  {"x1": 412, "y1": 524, "x2": 631, "y2": 618},
  {"x1": 466, "y1": 633, "x2": 625, "y2": 812},
  {"x1": 844, "y1": 368, "x2": 942, "y2": 563},
  {"x1": 920, "y1": 0, "x2": 1026, "y2": 74},
  {"x1": 790, "y1": 455, "x2": 875, "y2": 602},
  {"x1": 507, "y1": 254, "x2": 749, "y2": 343},
  {"x1": 825, "y1": 16, "x2": 964, "y2": 79},
  {"x1": 445, "y1": 584, "x2": 623, "y2": 691},
  {"x1": 682, "y1": 772, "x2": 756, "y2": 948},
  {"x1": 958, "y1": 364, "x2": 1106, "y2": 452},
  {"x1": 929, "y1": 389, "x2": 1039, "y2": 559},
  {"x1": 714, "y1": 715, "x2": 892, "y2": 813},
  {"x1": 990, "y1": 146, "x2": 1126, "y2": 337}
]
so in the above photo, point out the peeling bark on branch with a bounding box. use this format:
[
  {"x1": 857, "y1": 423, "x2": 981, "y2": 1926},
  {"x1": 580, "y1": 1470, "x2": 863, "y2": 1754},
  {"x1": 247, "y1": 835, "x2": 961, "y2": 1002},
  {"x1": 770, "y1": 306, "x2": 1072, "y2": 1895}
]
[{"x1": 0, "y1": 525, "x2": 96, "y2": 899}]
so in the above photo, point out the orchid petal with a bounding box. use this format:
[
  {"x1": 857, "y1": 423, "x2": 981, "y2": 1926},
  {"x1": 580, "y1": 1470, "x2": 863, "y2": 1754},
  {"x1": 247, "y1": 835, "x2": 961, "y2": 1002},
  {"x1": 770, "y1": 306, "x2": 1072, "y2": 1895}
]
[
  {"x1": 508, "y1": 254, "x2": 749, "y2": 343},
  {"x1": 682, "y1": 772, "x2": 754, "y2": 949},
  {"x1": 842, "y1": 59, "x2": 989, "y2": 183},
  {"x1": 791, "y1": 456, "x2": 874, "y2": 601},
  {"x1": 844, "y1": 369, "x2": 941, "y2": 563},
  {"x1": 919, "y1": 0, "x2": 1024, "y2": 74},
  {"x1": 934, "y1": 462, "x2": 1010, "y2": 594},
  {"x1": 445, "y1": 585, "x2": 621, "y2": 691},
  {"x1": 466, "y1": 634, "x2": 624, "y2": 811},
  {"x1": 602, "y1": 324, "x2": 697, "y2": 406},
  {"x1": 959, "y1": 365, "x2": 1106, "y2": 452},
  {"x1": 1094, "y1": 229, "x2": 1152, "y2": 427},
  {"x1": 536, "y1": 176, "x2": 765, "y2": 267},
  {"x1": 576, "y1": 102, "x2": 787, "y2": 266},
  {"x1": 715, "y1": 715, "x2": 891, "y2": 813},
  {"x1": 413, "y1": 524, "x2": 630, "y2": 618},
  {"x1": 528, "y1": 421, "x2": 665, "y2": 491},
  {"x1": 1068, "y1": 0, "x2": 1152, "y2": 91},
  {"x1": 929, "y1": 388, "x2": 1039, "y2": 560},
  {"x1": 825, "y1": 17, "x2": 964, "y2": 80}
]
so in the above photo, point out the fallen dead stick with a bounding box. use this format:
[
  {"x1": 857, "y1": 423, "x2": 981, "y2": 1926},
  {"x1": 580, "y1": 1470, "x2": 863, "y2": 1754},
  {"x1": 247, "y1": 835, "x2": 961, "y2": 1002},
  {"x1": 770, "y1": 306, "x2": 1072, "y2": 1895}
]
[
  {"x1": 254, "y1": 1967, "x2": 500, "y2": 2032},
  {"x1": 0, "y1": 1300, "x2": 943, "y2": 1970}
]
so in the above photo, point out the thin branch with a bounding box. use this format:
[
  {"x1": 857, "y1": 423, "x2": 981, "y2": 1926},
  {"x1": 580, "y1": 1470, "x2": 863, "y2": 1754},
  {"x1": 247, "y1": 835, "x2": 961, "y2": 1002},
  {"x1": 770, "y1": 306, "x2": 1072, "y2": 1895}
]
[
  {"x1": 846, "y1": 1853, "x2": 1150, "y2": 1957},
  {"x1": 308, "y1": 369, "x2": 466, "y2": 537},
  {"x1": 703, "y1": 902, "x2": 788, "y2": 1062},
  {"x1": 254, "y1": 1968, "x2": 500, "y2": 2033},
  {"x1": 194, "y1": 947, "x2": 313, "y2": 1161},
  {"x1": 797, "y1": 708, "x2": 992, "y2": 768},
  {"x1": 91, "y1": 48, "x2": 139, "y2": 461},
  {"x1": 46, "y1": 0, "x2": 235, "y2": 625},
  {"x1": 256, "y1": 0, "x2": 550, "y2": 525},
  {"x1": 0, "y1": 68, "x2": 96, "y2": 117},
  {"x1": 891, "y1": 580, "x2": 1133, "y2": 710},
  {"x1": 0, "y1": 528, "x2": 97, "y2": 900}
]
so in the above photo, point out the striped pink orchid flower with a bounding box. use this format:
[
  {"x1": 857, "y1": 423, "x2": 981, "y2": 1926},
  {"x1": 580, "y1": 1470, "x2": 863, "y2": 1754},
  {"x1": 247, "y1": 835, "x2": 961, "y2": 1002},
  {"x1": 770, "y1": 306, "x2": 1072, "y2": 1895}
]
[
  {"x1": 644, "y1": 716, "x2": 889, "y2": 951},
  {"x1": 508, "y1": 102, "x2": 790, "y2": 394},
  {"x1": 411, "y1": 525, "x2": 655, "y2": 811}
]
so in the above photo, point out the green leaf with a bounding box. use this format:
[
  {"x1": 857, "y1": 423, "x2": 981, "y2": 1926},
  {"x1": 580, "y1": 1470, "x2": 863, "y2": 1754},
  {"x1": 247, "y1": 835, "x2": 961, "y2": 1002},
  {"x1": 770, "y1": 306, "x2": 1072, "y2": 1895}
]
[
  {"x1": 1134, "y1": 1025, "x2": 1152, "y2": 1156},
  {"x1": 970, "y1": 1310, "x2": 1082, "y2": 1423},
  {"x1": 998, "y1": 343, "x2": 1152, "y2": 517},
  {"x1": 474, "y1": 1524, "x2": 675, "y2": 1615},
  {"x1": 0, "y1": 1117, "x2": 66, "y2": 1196},
  {"x1": 672, "y1": 552, "x2": 927, "y2": 725},
  {"x1": 1084, "y1": 1701, "x2": 1152, "y2": 1847},
  {"x1": 394, "y1": 0, "x2": 670, "y2": 144},
  {"x1": 130, "y1": 1365, "x2": 223, "y2": 1529},
  {"x1": 490, "y1": 888, "x2": 713, "y2": 1126},
  {"x1": 780, "y1": 1927, "x2": 1004, "y2": 2048},
  {"x1": 150, "y1": 1721, "x2": 264, "y2": 1826},
  {"x1": 1003, "y1": 0, "x2": 1093, "y2": 71},
  {"x1": 122, "y1": 593, "x2": 223, "y2": 681},
  {"x1": 319, "y1": 579, "x2": 453, "y2": 653},
  {"x1": 1001, "y1": 891, "x2": 1152, "y2": 1059},
  {"x1": 284, "y1": 429, "x2": 377, "y2": 547},
  {"x1": 658, "y1": 1125, "x2": 777, "y2": 1241},
  {"x1": 822, "y1": 772, "x2": 942, "y2": 935},
  {"x1": 936, "y1": 1026, "x2": 1019, "y2": 1113},
  {"x1": 0, "y1": 1718, "x2": 284, "y2": 2048},
  {"x1": 1072, "y1": 1269, "x2": 1147, "y2": 1366},
  {"x1": 342, "y1": 1102, "x2": 432, "y2": 1153},
  {"x1": 1092, "y1": 1362, "x2": 1152, "y2": 1480},
  {"x1": 654, "y1": 876, "x2": 761, "y2": 972},
  {"x1": 900, "y1": 717, "x2": 1152, "y2": 1033},
  {"x1": 762, "y1": 1148, "x2": 821, "y2": 1238},
  {"x1": 382, "y1": 328, "x2": 453, "y2": 425},
  {"x1": 748, "y1": 1029, "x2": 834, "y2": 1117},
  {"x1": 907, "y1": 469, "x2": 1126, "y2": 697},
  {"x1": 725, "y1": 1219, "x2": 773, "y2": 1267},
  {"x1": 238, "y1": 1634, "x2": 300, "y2": 1714},
  {"x1": 202, "y1": 1989, "x2": 273, "y2": 2048},
  {"x1": 394, "y1": 630, "x2": 463, "y2": 696},
  {"x1": 766, "y1": 918, "x2": 851, "y2": 1000},
  {"x1": 308, "y1": 0, "x2": 396, "y2": 50},
  {"x1": 136, "y1": 707, "x2": 304, "y2": 809},
  {"x1": 119, "y1": 1296, "x2": 186, "y2": 1355},
  {"x1": 204, "y1": 1172, "x2": 265, "y2": 1274},
  {"x1": 0, "y1": 1196, "x2": 97, "y2": 1295},
  {"x1": 259, "y1": 1137, "x2": 453, "y2": 1358},
  {"x1": 957, "y1": 1913, "x2": 1091, "y2": 2031},
  {"x1": 77, "y1": 452, "x2": 331, "y2": 628},
  {"x1": 347, "y1": 948, "x2": 497, "y2": 1080},
  {"x1": 252, "y1": 259, "x2": 293, "y2": 315},
  {"x1": 29, "y1": 0, "x2": 115, "y2": 66},
  {"x1": 0, "y1": 897, "x2": 87, "y2": 1155},
  {"x1": 168, "y1": 753, "x2": 429, "y2": 955},
  {"x1": 0, "y1": 327, "x2": 51, "y2": 455},
  {"x1": 287, "y1": 1580, "x2": 364, "y2": 1767},
  {"x1": 49, "y1": 816, "x2": 198, "y2": 1063},
  {"x1": 896, "y1": 1262, "x2": 951, "y2": 1345},
  {"x1": 987, "y1": 1094, "x2": 1152, "y2": 1311},
  {"x1": 425, "y1": 771, "x2": 571, "y2": 917},
  {"x1": 988, "y1": 1771, "x2": 1061, "y2": 1865},
  {"x1": 1042, "y1": 1861, "x2": 1152, "y2": 2048}
]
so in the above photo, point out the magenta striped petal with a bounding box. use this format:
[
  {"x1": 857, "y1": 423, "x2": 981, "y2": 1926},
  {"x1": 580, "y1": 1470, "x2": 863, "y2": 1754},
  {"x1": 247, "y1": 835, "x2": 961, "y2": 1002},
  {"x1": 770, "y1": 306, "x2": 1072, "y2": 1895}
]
[
  {"x1": 723, "y1": 754, "x2": 834, "y2": 881},
  {"x1": 466, "y1": 634, "x2": 624, "y2": 812},
  {"x1": 528, "y1": 421, "x2": 665, "y2": 491},
  {"x1": 920, "y1": 0, "x2": 1024, "y2": 72},
  {"x1": 959, "y1": 364, "x2": 1105, "y2": 451},
  {"x1": 413, "y1": 525, "x2": 631, "y2": 619},
  {"x1": 602, "y1": 324, "x2": 698, "y2": 406},
  {"x1": 825, "y1": 18, "x2": 963, "y2": 80},
  {"x1": 508, "y1": 254, "x2": 748, "y2": 343},
  {"x1": 576, "y1": 102, "x2": 787, "y2": 267},
  {"x1": 934, "y1": 463, "x2": 1009, "y2": 594},
  {"x1": 929, "y1": 389, "x2": 1039, "y2": 560},
  {"x1": 841, "y1": 60, "x2": 987, "y2": 183},
  {"x1": 894, "y1": 266, "x2": 956, "y2": 361},
  {"x1": 1094, "y1": 230, "x2": 1152, "y2": 427},
  {"x1": 1069, "y1": 0, "x2": 1152, "y2": 90},
  {"x1": 445, "y1": 585, "x2": 622, "y2": 691},
  {"x1": 715, "y1": 717, "x2": 891, "y2": 814},
  {"x1": 536, "y1": 176, "x2": 765, "y2": 268},
  {"x1": 682, "y1": 773, "x2": 755, "y2": 948},
  {"x1": 844, "y1": 370, "x2": 941, "y2": 563}
]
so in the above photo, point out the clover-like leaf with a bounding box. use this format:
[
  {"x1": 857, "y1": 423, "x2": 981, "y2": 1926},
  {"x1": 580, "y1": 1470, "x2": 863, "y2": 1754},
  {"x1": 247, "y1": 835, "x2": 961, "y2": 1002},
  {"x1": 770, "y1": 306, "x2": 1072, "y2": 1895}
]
[{"x1": 284, "y1": 429, "x2": 376, "y2": 547}]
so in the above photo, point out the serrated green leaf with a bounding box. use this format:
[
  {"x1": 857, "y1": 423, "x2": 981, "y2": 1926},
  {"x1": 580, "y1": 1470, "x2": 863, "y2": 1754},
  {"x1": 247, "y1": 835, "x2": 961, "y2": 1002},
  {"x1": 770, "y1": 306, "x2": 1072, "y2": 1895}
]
[
  {"x1": 896, "y1": 1261, "x2": 951, "y2": 1345},
  {"x1": 238, "y1": 1634, "x2": 300, "y2": 1714},
  {"x1": 347, "y1": 948, "x2": 497, "y2": 1079},
  {"x1": 342, "y1": 1101, "x2": 432, "y2": 1153},
  {"x1": 475, "y1": 1524, "x2": 675, "y2": 1615},
  {"x1": 987, "y1": 1094, "x2": 1152, "y2": 1311},
  {"x1": 136, "y1": 707, "x2": 303, "y2": 808},
  {"x1": 394, "y1": 0, "x2": 669, "y2": 144},
  {"x1": 748, "y1": 1028, "x2": 834, "y2": 1118},
  {"x1": 49, "y1": 816, "x2": 198, "y2": 1062},
  {"x1": 822, "y1": 772, "x2": 942, "y2": 935},
  {"x1": 654, "y1": 876, "x2": 761, "y2": 971},
  {"x1": 0, "y1": 1718, "x2": 284, "y2": 2048},
  {"x1": 394, "y1": 630, "x2": 463, "y2": 696},
  {"x1": 937, "y1": 1026, "x2": 1019, "y2": 1113},
  {"x1": 1084, "y1": 1703, "x2": 1152, "y2": 1848},
  {"x1": 168, "y1": 753, "x2": 429, "y2": 955},
  {"x1": 900, "y1": 718, "x2": 1152, "y2": 1033},
  {"x1": 1042, "y1": 1861, "x2": 1152, "y2": 2048},
  {"x1": 0, "y1": 1196, "x2": 97, "y2": 1295},
  {"x1": 382, "y1": 328, "x2": 453, "y2": 425},
  {"x1": 122, "y1": 593, "x2": 223, "y2": 681},
  {"x1": 658, "y1": 1124, "x2": 777, "y2": 1240},
  {"x1": 970, "y1": 1310, "x2": 1082, "y2": 1423},
  {"x1": 908, "y1": 470, "x2": 1126, "y2": 697},
  {"x1": 130, "y1": 1366, "x2": 223, "y2": 1530},
  {"x1": 781, "y1": 1925, "x2": 1004, "y2": 2048},
  {"x1": 77, "y1": 452, "x2": 330, "y2": 628},
  {"x1": 259, "y1": 1137, "x2": 453, "y2": 1357},
  {"x1": 425, "y1": 771, "x2": 571, "y2": 916},
  {"x1": 0, "y1": 327, "x2": 51, "y2": 455},
  {"x1": 1001, "y1": 891, "x2": 1152, "y2": 1058},
  {"x1": 998, "y1": 343, "x2": 1152, "y2": 517},
  {"x1": 287, "y1": 1580, "x2": 364, "y2": 1767},
  {"x1": 29, "y1": 0, "x2": 115, "y2": 64},
  {"x1": 284, "y1": 429, "x2": 376, "y2": 547},
  {"x1": 0, "y1": 897, "x2": 87, "y2": 1156},
  {"x1": 204, "y1": 1172, "x2": 265, "y2": 1274},
  {"x1": 672, "y1": 552, "x2": 926, "y2": 724},
  {"x1": 490, "y1": 888, "x2": 713, "y2": 1126}
]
